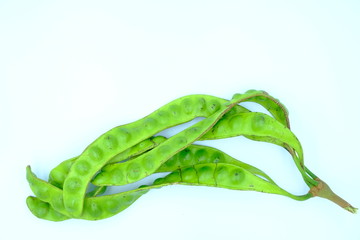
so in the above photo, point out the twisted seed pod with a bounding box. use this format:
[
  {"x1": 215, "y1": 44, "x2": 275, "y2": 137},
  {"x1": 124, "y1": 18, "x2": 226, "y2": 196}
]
[
  {"x1": 48, "y1": 136, "x2": 167, "y2": 189},
  {"x1": 27, "y1": 105, "x2": 308, "y2": 221},
  {"x1": 46, "y1": 91, "x2": 289, "y2": 193},
  {"x1": 39, "y1": 109, "x2": 301, "y2": 209},
  {"x1": 27, "y1": 158, "x2": 311, "y2": 221},
  {"x1": 151, "y1": 163, "x2": 310, "y2": 200},
  {"x1": 156, "y1": 144, "x2": 274, "y2": 182},
  {"x1": 27, "y1": 166, "x2": 149, "y2": 221},
  {"x1": 62, "y1": 94, "x2": 245, "y2": 216},
  {"x1": 63, "y1": 90, "x2": 272, "y2": 216},
  {"x1": 27, "y1": 90, "x2": 302, "y2": 219},
  {"x1": 94, "y1": 112, "x2": 303, "y2": 186},
  {"x1": 26, "y1": 90, "x2": 357, "y2": 220},
  {"x1": 90, "y1": 92, "x2": 269, "y2": 187},
  {"x1": 201, "y1": 112, "x2": 312, "y2": 183},
  {"x1": 46, "y1": 89, "x2": 293, "y2": 190},
  {"x1": 26, "y1": 141, "x2": 277, "y2": 221}
]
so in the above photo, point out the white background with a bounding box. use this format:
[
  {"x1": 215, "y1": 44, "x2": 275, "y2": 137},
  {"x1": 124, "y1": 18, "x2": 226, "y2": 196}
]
[{"x1": 1, "y1": 1, "x2": 359, "y2": 239}]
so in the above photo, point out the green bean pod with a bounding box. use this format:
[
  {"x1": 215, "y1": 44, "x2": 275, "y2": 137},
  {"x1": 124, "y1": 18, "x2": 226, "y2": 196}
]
[
  {"x1": 48, "y1": 136, "x2": 167, "y2": 189},
  {"x1": 26, "y1": 159, "x2": 311, "y2": 221},
  {"x1": 90, "y1": 92, "x2": 269, "y2": 187},
  {"x1": 26, "y1": 109, "x2": 309, "y2": 221},
  {"x1": 94, "y1": 112, "x2": 303, "y2": 186},
  {"x1": 155, "y1": 144, "x2": 274, "y2": 182},
  {"x1": 47, "y1": 93, "x2": 291, "y2": 191},
  {"x1": 26, "y1": 142, "x2": 277, "y2": 221},
  {"x1": 27, "y1": 90, "x2": 302, "y2": 219},
  {"x1": 26, "y1": 196, "x2": 70, "y2": 221},
  {"x1": 27, "y1": 166, "x2": 149, "y2": 220},
  {"x1": 26, "y1": 141, "x2": 279, "y2": 221},
  {"x1": 63, "y1": 90, "x2": 274, "y2": 216},
  {"x1": 151, "y1": 163, "x2": 310, "y2": 200},
  {"x1": 201, "y1": 112, "x2": 314, "y2": 184},
  {"x1": 26, "y1": 90, "x2": 357, "y2": 219},
  {"x1": 61, "y1": 94, "x2": 245, "y2": 216}
]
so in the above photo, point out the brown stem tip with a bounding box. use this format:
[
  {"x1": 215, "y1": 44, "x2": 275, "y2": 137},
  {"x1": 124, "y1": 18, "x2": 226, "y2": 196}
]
[{"x1": 309, "y1": 178, "x2": 357, "y2": 214}]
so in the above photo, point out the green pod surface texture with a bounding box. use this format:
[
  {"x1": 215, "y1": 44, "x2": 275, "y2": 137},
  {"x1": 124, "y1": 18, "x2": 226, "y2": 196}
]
[
  {"x1": 26, "y1": 90, "x2": 357, "y2": 221},
  {"x1": 62, "y1": 94, "x2": 248, "y2": 216},
  {"x1": 96, "y1": 111, "x2": 304, "y2": 186},
  {"x1": 63, "y1": 90, "x2": 271, "y2": 217},
  {"x1": 27, "y1": 158, "x2": 311, "y2": 221}
]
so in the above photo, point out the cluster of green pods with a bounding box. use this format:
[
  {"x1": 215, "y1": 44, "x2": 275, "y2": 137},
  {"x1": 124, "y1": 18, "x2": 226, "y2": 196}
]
[{"x1": 26, "y1": 90, "x2": 357, "y2": 221}]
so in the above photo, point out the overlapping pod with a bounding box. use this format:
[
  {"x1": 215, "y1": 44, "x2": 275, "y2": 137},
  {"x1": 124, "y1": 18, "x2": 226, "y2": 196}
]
[
  {"x1": 62, "y1": 90, "x2": 279, "y2": 217},
  {"x1": 46, "y1": 90, "x2": 295, "y2": 188},
  {"x1": 26, "y1": 138, "x2": 287, "y2": 221},
  {"x1": 48, "y1": 136, "x2": 167, "y2": 189},
  {"x1": 26, "y1": 90, "x2": 357, "y2": 221},
  {"x1": 94, "y1": 112, "x2": 303, "y2": 186},
  {"x1": 27, "y1": 155, "x2": 312, "y2": 221},
  {"x1": 61, "y1": 93, "x2": 246, "y2": 217},
  {"x1": 44, "y1": 90, "x2": 291, "y2": 186},
  {"x1": 26, "y1": 196, "x2": 69, "y2": 221},
  {"x1": 27, "y1": 91, "x2": 283, "y2": 218},
  {"x1": 26, "y1": 166, "x2": 149, "y2": 221},
  {"x1": 26, "y1": 109, "x2": 313, "y2": 221},
  {"x1": 95, "y1": 93, "x2": 299, "y2": 187}
]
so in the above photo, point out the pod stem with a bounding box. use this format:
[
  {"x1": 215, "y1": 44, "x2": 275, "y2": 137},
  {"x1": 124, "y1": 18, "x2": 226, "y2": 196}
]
[{"x1": 309, "y1": 178, "x2": 357, "y2": 214}]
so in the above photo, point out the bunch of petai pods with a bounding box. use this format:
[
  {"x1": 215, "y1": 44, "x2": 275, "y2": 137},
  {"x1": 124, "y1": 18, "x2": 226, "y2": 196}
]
[{"x1": 26, "y1": 90, "x2": 357, "y2": 221}]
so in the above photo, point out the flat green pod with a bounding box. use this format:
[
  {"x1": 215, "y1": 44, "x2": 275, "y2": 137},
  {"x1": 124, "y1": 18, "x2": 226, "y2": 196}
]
[
  {"x1": 27, "y1": 160, "x2": 311, "y2": 221},
  {"x1": 155, "y1": 144, "x2": 275, "y2": 184},
  {"x1": 29, "y1": 90, "x2": 276, "y2": 219},
  {"x1": 33, "y1": 143, "x2": 277, "y2": 221},
  {"x1": 96, "y1": 111, "x2": 302, "y2": 186},
  {"x1": 49, "y1": 109, "x2": 290, "y2": 192},
  {"x1": 26, "y1": 196, "x2": 69, "y2": 221},
  {"x1": 212, "y1": 163, "x2": 294, "y2": 196},
  {"x1": 200, "y1": 112, "x2": 310, "y2": 183},
  {"x1": 91, "y1": 91, "x2": 268, "y2": 187},
  {"x1": 92, "y1": 107, "x2": 229, "y2": 186},
  {"x1": 48, "y1": 136, "x2": 167, "y2": 189},
  {"x1": 27, "y1": 166, "x2": 149, "y2": 220},
  {"x1": 26, "y1": 90, "x2": 357, "y2": 220},
  {"x1": 152, "y1": 163, "x2": 310, "y2": 201},
  {"x1": 202, "y1": 112, "x2": 302, "y2": 158},
  {"x1": 234, "y1": 91, "x2": 318, "y2": 185},
  {"x1": 35, "y1": 90, "x2": 292, "y2": 217},
  {"x1": 62, "y1": 93, "x2": 251, "y2": 217}
]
